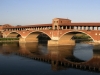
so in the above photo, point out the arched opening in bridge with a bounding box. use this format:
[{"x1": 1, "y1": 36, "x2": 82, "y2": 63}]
[
  {"x1": 59, "y1": 31, "x2": 93, "y2": 45},
  {"x1": 37, "y1": 33, "x2": 51, "y2": 44},
  {"x1": 25, "y1": 32, "x2": 51, "y2": 44},
  {"x1": 54, "y1": 25, "x2": 57, "y2": 30},
  {"x1": 6, "y1": 32, "x2": 21, "y2": 41},
  {"x1": 71, "y1": 32, "x2": 93, "y2": 43}
]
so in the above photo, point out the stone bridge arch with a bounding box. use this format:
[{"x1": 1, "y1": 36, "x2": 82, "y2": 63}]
[
  {"x1": 48, "y1": 30, "x2": 95, "y2": 46},
  {"x1": 5, "y1": 31, "x2": 22, "y2": 38},
  {"x1": 25, "y1": 31, "x2": 51, "y2": 43},
  {"x1": 59, "y1": 31, "x2": 95, "y2": 42}
]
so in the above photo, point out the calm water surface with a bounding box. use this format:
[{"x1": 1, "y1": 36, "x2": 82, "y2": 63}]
[{"x1": 0, "y1": 42, "x2": 100, "y2": 75}]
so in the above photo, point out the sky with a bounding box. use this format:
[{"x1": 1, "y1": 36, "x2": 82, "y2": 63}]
[{"x1": 0, "y1": 0, "x2": 100, "y2": 25}]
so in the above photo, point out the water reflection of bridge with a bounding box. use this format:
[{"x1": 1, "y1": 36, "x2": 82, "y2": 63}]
[{"x1": 0, "y1": 42, "x2": 100, "y2": 72}]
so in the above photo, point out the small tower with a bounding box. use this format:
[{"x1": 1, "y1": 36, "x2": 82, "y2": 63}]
[{"x1": 52, "y1": 18, "x2": 71, "y2": 30}]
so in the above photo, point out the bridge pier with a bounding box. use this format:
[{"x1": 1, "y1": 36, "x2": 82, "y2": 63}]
[
  {"x1": 48, "y1": 40, "x2": 75, "y2": 46},
  {"x1": 19, "y1": 37, "x2": 38, "y2": 43},
  {"x1": 25, "y1": 38, "x2": 38, "y2": 43},
  {"x1": 48, "y1": 40, "x2": 58, "y2": 46},
  {"x1": 19, "y1": 37, "x2": 26, "y2": 43}
]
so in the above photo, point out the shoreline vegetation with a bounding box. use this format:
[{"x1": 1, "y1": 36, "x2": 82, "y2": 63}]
[
  {"x1": 73, "y1": 34, "x2": 100, "y2": 46},
  {"x1": 0, "y1": 38, "x2": 19, "y2": 42}
]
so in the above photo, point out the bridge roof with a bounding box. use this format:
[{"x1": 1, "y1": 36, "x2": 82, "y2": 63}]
[
  {"x1": 53, "y1": 18, "x2": 71, "y2": 20},
  {"x1": 3, "y1": 24, "x2": 52, "y2": 29},
  {"x1": 3, "y1": 22, "x2": 100, "y2": 29},
  {"x1": 59, "y1": 23, "x2": 100, "y2": 26}
]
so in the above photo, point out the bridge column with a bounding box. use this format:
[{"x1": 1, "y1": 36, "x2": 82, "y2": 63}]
[
  {"x1": 48, "y1": 34, "x2": 75, "y2": 46},
  {"x1": 78, "y1": 26, "x2": 80, "y2": 30},
  {"x1": 86, "y1": 26, "x2": 88, "y2": 30},
  {"x1": 66, "y1": 26, "x2": 67, "y2": 29},
  {"x1": 48, "y1": 40, "x2": 59, "y2": 46},
  {"x1": 90, "y1": 26, "x2": 93, "y2": 30},
  {"x1": 48, "y1": 40, "x2": 75, "y2": 46},
  {"x1": 48, "y1": 36, "x2": 59, "y2": 46},
  {"x1": 19, "y1": 37, "x2": 26, "y2": 43},
  {"x1": 2, "y1": 33, "x2": 7, "y2": 38},
  {"x1": 82, "y1": 26, "x2": 84, "y2": 30}
]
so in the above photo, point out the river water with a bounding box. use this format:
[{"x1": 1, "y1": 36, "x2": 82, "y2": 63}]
[{"x1": 0, "y1": 42, "x2": 100, "y2": 75}]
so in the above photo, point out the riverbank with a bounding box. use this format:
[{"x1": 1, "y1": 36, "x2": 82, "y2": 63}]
[
  {"x1": 80, "y1": 41, "x2": 100, "y2": 46},
  {"x1": 0, "y1": 38, "x2": 19, "y2": 42},
  {"x1": 79, "y1": 41, "x2": 100, "y2": 51}
]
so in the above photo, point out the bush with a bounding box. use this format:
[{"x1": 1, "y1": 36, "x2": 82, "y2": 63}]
[{"x1": 0, "y1": 38, "x2": 19, "y2": 41}]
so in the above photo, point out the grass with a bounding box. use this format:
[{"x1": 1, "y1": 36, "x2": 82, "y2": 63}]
[{"x1": 0, "y1": 38, "x2": 19, "y2": 42}]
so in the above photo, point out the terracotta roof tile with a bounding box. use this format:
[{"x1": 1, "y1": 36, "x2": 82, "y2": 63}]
[
  {"x1": 59, "y1": 23, "x2": 100, "y2": 26},
  {"x1": 4, "y1": 24, "x2": 52, "y2": 29}
]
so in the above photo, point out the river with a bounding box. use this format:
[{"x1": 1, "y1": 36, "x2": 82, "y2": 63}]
[{"x1": 0, "y1": 42, "x2": 99, "y2": 75}]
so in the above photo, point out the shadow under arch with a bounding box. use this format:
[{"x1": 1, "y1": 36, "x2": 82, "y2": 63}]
[
  {"x1": 59, "y1": 31, "x2": 94, "y2": 42},
  {"x1": 25, "y1": 31, "x2": 51, "y2": 43},
  {"x1": 6, "y1": 31, "x2": 22, "y2": 38}
]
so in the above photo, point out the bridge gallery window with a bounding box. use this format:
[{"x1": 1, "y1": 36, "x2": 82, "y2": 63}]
[{"x1": 55, "y1": 25, "x2": 57, "y2": 30}]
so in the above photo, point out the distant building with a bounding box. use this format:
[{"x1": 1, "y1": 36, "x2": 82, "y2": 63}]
[{"x1": 0, "y1": 24, "x2": 14, "y2": 38}]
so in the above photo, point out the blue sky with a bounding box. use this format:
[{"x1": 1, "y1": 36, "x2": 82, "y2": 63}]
[{"x1": 0, "y1": 0, "x2": 100, "y2": 25}]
